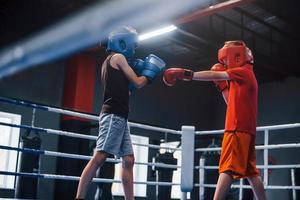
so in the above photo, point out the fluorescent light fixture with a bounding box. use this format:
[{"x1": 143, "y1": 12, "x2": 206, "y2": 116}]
[{"x1": 138, "y1": 25, "x2": 177, "y2": 41}]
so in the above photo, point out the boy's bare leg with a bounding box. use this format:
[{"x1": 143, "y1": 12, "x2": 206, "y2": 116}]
[
  {"x1": 121, "y1": 155, "x2": 135, "y2": 200},
  {"x1": 76, "y1": 151, "x2": 108, "y2": 199},
  {"x1": 213, "y1": 172, "x2": 234, "y2": 200},
  {"x1": 247, "y1": 176, "x2": 266, "y2": 200}
]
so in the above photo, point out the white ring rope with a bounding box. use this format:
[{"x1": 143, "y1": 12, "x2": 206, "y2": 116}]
[
  {"x1": 0, "y1": 144, "x2": 180, "y2": 169},
  {"x1": 195, "y1": 142, "x2": 300, "y2": 152},
  {"x1": 195, "y1": 164, "x2": 300, "y2": 170},
  {"x1": 0, "y1": 96, "x2": 180, "y2": 135},
  {"x1": 0, "y1": 171, "x2": 179, "y2": 186},
  {"x1": 194, "y1": 183, "x2": 300, "y2": 190},
  {"x1": 0, "y1": 121, "x2": 180, "y2": 150},
  {"x1": 46, "y1": 151, "x2": 180, "y2": 169},
  {"x1": 196, "y1": 123, "x2": 300, "y2": 135}
]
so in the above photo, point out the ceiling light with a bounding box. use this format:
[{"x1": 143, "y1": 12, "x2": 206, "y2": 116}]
[{"x1": 138, "y1": 25, "x2": 177, "y2": 41}]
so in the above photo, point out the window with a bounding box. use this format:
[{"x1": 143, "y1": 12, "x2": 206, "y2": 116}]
[
  {"x1": 160, "y1": 141, "x2": 182, "y2": 199},
  {"x1": 0, "y1": 111, "x2": 21, "y2": 189},
  {"x1": 112, "y1": 135, "x2": 149, "y2": 197}
]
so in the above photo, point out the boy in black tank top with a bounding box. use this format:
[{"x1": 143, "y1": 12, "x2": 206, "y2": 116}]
[
  {"x1": 76, "y1": 27, "x2": 166, "y2": 200},
  {"x1": 101, "y1": 53, "x2": 130, "y2": 118}
]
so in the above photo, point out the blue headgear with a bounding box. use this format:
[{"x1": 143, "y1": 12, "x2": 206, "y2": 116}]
[{"x1": 107, "y1": 27, "x2": 138, "y2": 58}]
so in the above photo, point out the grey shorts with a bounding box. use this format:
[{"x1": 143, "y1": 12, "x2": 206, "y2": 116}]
[{"x1": 95, "y1": 113, "x2": 134, "y2": 157}]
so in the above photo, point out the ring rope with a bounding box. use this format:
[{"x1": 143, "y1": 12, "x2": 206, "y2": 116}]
[
  {"x1": 0, "y1": 144, "x2": 180, "y2": 169},
  {"x1": 0, "y1": 171, "x2": 179, "y2": 186},
  {"x1": 0, "y1": 121, "x2": 180, "y2": 150},
  {"x1": 196, "y1": 123, "x2": 300, "y2": 135},
  {"x1": 195, "y1": 183, "x2": 300, "y2": 190},
  {"x1": 0, "y1": 96, "x2": 180, "y2": 135},
  {"x1": 195, "y1": 164, "x2": 300, "y2": 170},
  {"x1": 195, "y1": 142, "x2": 300, "y2": 152}
]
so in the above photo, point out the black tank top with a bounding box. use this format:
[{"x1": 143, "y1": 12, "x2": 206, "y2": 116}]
[{"x1": 101, "y1": 54, "x2": 129, "y2": 118}]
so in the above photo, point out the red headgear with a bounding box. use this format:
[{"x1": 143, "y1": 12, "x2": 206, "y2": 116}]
[{"x1": 218, "y1": 41, "x2": 253, "y2": 68}]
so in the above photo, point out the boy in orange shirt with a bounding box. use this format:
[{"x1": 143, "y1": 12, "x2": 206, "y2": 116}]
[{"x1": 163, "y1": 41, "x2": 266, "y2": 200}]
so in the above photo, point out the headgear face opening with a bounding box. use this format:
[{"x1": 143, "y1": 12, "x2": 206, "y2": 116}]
[
  {"x1": 107, "y1": 26, "x2": 138, "y2": 58},
  {"x1": 218, "y1": 41, "x2": 253, "y2": 68}
]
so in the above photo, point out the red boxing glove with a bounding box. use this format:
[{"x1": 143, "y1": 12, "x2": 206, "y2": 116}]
[
  {"x1": 210, "y1": 63, "x2": 228, "y2": 92},
  {"x1": 163, "y1": 68, "x2": 194, "y2": 86}
]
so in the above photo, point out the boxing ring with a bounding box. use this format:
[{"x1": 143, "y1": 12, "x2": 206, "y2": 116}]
[
  {"x1": 0, "y1": 96, "x2": 192, "y2": 199},
  {"x1": 0, "y1": 0, "x2": 299, "y2": 199},
  {"x1": 0, "y1": 96, "x2": 300, "y2": 199}
]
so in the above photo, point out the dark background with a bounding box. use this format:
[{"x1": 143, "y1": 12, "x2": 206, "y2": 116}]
[{"x1": 0, "y1": 0, "x2": 300, "y2": 199}]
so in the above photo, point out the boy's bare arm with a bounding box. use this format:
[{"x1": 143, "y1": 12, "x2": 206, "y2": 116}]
[
  {"x1": 112, "y1": 54, "x2": 148, "y2": 88},
  {"x1": 193, "y1": 70, "x2": 230, "y2": 81}
]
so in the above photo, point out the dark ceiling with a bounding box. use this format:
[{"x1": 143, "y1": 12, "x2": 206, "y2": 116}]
[{"x1": 0, "y1": 0, "x2": 300, "y2": 83}]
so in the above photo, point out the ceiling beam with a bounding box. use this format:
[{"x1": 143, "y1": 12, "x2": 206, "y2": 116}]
[
  {"x1": 214, "y1": 13, "x2": 282, "y2": 47},
  {"x1": 234, "y1": 7, "x2": 297, "y2": 41},
  {"x1": 253, "y1": 0, "x2": 296, "y2": 28},
  {"x1": 175, "y1": 0, "x2": 255, "y2": 25}
]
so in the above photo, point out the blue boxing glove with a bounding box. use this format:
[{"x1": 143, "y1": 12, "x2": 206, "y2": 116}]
[
  {"x1": 141, "y1": 54, "x2": 166, "y2": 82},
  {"x1": 129, "y1": 58, "x2": 145, "y2": 75},
  {"x1": 128, "y1": 58, "x2": 145, "y2": 93}
]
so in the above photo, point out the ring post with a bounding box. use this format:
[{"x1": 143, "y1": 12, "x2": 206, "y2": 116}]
[
  {"x1": 263, "y1": 129, "x2": 269, "y2": 186},
  {"x1": 181, "y1": 126, "x2": 195, "y2": 198},
  {"x1": 291, "y1": 169, "x2": 296, "y2": 200},
  {"x1": 181, "y1": 192, "x2": 187, "y2": 200}
]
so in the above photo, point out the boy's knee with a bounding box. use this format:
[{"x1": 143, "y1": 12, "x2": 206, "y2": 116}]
[
  {"x1": 122, "y1": 156, "x2": 135, "y2": 168},
  {"x1": 92, "y1": 152, "x2": 108, "y2": 166}
]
